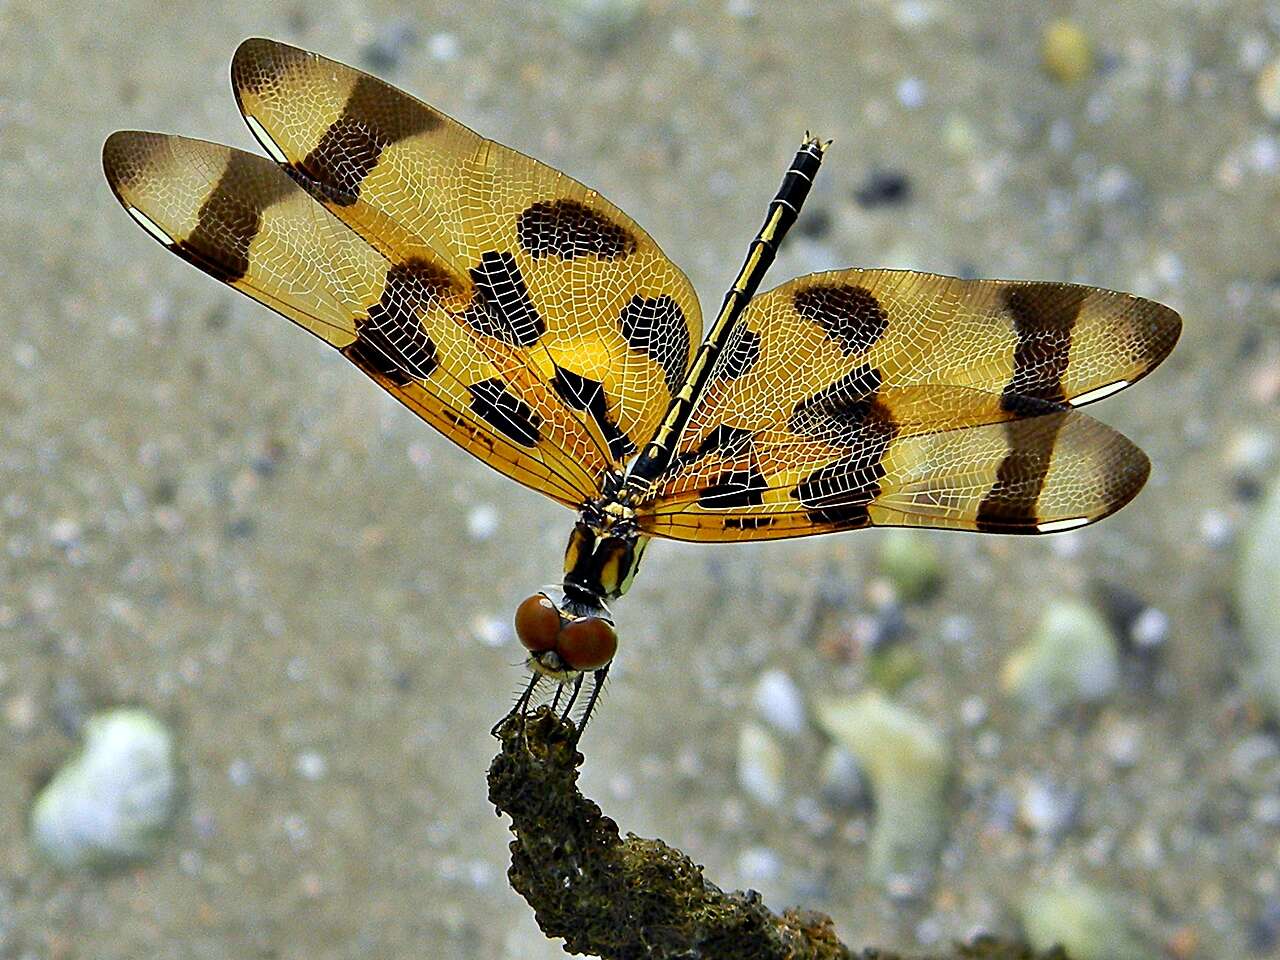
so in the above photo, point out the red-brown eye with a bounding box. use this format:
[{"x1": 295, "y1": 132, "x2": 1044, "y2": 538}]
[
  {"x1": 515, "y1": 594, "x2": 561, "y2": 653},
  {"x1": 557, "y1": 617, "x2": 618, "y2": 671}
]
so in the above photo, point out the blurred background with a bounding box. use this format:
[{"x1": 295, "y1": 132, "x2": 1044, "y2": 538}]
[{"x1": 2, "y1": 0, "x2": 1278, "y2": 957}]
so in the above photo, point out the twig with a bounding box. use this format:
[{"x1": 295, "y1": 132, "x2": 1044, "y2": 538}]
[{"x1": 487, "y1": 707, "x2": 1071, "y2": 960}]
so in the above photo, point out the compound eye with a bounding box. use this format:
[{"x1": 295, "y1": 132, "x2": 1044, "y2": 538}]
[
  {"x1": 515, "y1": 593, "x2": 561, "y2": 653},
  {"x1": 557, "y1": 616, "x2": 618, "y2": 671}
]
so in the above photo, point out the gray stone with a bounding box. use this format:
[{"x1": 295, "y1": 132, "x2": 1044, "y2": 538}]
[
  {"x1": 817, "y1": 744, "x2": 867, "y2": 811},
  {"x1": 1001, "y1": 602, "x2": 1119, "y2": 712}
]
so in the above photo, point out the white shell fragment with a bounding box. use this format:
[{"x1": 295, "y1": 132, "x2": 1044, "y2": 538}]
[
  {"x1": 31, "y1": 709, "x2": 179, "y2": 870},
  {"x1": 815, "y1": 691, "x2": 951, "y2": 896},
  {"x1": 736, "y1": 722, "x2": 786, "y2": 807},
  {"x1": 1239, "y1": 478, "x2": 1280, "y2": 719},
  {"x1": 751, "y1": 668, "x2": 808, "y2": 736}
]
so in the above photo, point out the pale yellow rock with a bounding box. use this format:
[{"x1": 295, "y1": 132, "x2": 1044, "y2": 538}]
[
  {"x1": 1022, "y1": 881, "x2": 1155, "y2": 960},
  {"x1": 1238, "y1": 477, "x2": 1280, "y2": 717},
  {"x1": 1042, "y1": 20, "x2": 1094, "y2": 85},
  {"x1": 815, "y1": 692, "x2": 950, "y2": 895},
  {"x1": 1257, "y1": 58, "x2": 1280, "y2": 121}
]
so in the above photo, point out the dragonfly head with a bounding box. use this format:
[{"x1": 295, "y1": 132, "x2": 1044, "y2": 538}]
[{"x1": 515, "y1": 588, "x2": 617, "y2": 678}]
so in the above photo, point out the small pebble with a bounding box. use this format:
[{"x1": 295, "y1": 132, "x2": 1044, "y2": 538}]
[
  {"x1": 915, "y1": 915, "x2": 944, "y2": 946},
  {"x1": 1199, "y1": 508, "x2": 1234, "y2": 548},
  {"x1": 1251, "y1": 793, "x2": 1280, "y2": 826},
  {"x1": 6, "y1": 694, "x2": 37, "y2": 732},
  {"x1": 1249, "y1": 900, "x2": 1280, "y2": 954},
  {"x1": 227, "y1": 758, "x2": 254, "y2": 788},
  {"x1": 427, "y1": 32, "x2": 459, "y2": 62},
  {"x1": 473, "y1": 614, "x2": 512, "y2": 648},
  {"x1": 294, "y1": 752, "x2": 328, "y2": 781},
  {"x1": 1240, "y1": 32, "x2": 1271, "y2": 72},
  {"x1": 944, "y1": 114, "x2": 979, "y2": 156},
  {"x1": 49, "y1": 518, "x2": 82, "y2": 549},
  {"x1": 892, "y1": 1, "x2": 936, "y2": 29},
  {"x1": 896, "y1": 76, "x2": 925, "y2": 109},
  {"x1": 736, "y1": 845, "x2": 782, "y2": 884},
  {"x1": 1048, "y1": 117, "x2": 1074, "y2": 152},
  {"x1": 877, "y1": 530, "x2": 943, "y2": 602},
  {"x1": 866, "y1": 643, "x2": 924, "y2": 694},
  {"x1": 959, "y1": 695, "x2": 987, "y2": 728},
  {"x1": 1042, "y1": 20, "x2": 1094, "y2": 85},
  {"x1": 751, "y1": 669, "x2": 807, "y2": 736},
  {"x1": 1128, "y1": 607, "x2": 1168, "y2": 650},
  {"x1": 737, "y1": 723, "x2": 786, "y2": 807},
  {"x1": 555, "y1": 0, "x2": 645, "y2": 47},
  {"x1": 466, "y1": 504, "x2": 500, "y2": 541},
  {"x1": 1228, "y1": 429, "x2": 1276, "y2": 476},
  {"x1": 13, "y1": 343, "x2": 37, "y2": 369},
  {"x1": 794, "y1": 207, "x2": 832, "y2": 240},
  {"x1": 846, "y1": 601, "x2": 910, "y2": 654},
  {"x1": 1101, "y1": 718, "x2": 1142, "y2": 768},
  {"x1": 1092, "y1": 582, "x2": 1167, "y2": 653},
  {"x1": 855, "y1": 169, "x2": 912, "y2": 208},
  {"x1": 1229, "y1": 734, "x2": 1279, "y2": 784},
  {"x1": 1018, "y1": 777, "x2": 1080, "y2": 838},
  {"x1": 31, "y1": 709, "x2": 179, "y2": 869},
  {"x1": 361, "y1": 20, "x2": 418, "y2": 72}
]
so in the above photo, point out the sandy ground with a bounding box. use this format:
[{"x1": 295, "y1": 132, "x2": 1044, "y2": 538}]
[{"x1": 1, "y1": 0, "x2": 1277, "y2": 957}]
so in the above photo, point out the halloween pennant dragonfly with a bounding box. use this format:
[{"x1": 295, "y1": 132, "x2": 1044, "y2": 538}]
[{"x1": 104, "y1": 39, "x2": 1180, "y2": 728}]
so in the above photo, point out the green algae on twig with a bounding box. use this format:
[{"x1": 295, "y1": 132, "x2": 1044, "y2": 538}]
[
  {"x1": 487, "y1": 706, "x2": 1071, "y2": 960},
  {"x1": 488, "y1": 707, "x2": 848, "y2": 960}
]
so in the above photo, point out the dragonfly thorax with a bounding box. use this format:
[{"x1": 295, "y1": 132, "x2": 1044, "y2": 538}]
[{"x1": 563, "y1": 500, "x2": 645, "y2": 603}]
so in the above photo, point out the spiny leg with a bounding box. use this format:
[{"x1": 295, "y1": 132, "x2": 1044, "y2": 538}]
[
  {"x1": 492, "y1": 672, "x2": 541, "y2": 736},
  {"x1": 573, "y1": 665, "x2": 611, "y2": 739},
  {"x1": 559, "y1": 674, "x2": 585, "y2": 722},
  {"x1": 515, "y1": 671, "x2": 541, "y2": 715},
  {"x1": 550, "y1": 682, "x2": 564, "y2": 713}
]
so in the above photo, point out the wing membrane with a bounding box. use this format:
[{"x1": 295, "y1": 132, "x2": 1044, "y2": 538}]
[
  {"x1": 230, "y1": 37, "x2": 702, "y2": 470},
  {"x1": 639, "y1": 268, "x2": 1179, "y2": 541},
  {"x1": 102, "y1": 131, "x2": 602, "y2": 506}
]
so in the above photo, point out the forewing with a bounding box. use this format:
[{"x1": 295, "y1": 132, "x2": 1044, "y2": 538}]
[
  {"x1": 639, "y1": 268, "x2": 1178, "y2": 541},
  {"x1": 102, "y1": 131, "x2": 606, "y2": 506},
  {"x1": 230, "y1": 37, "x2": 702, "y2": 469}
]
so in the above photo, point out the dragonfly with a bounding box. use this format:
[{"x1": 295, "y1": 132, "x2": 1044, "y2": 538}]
[{"x1": 103, "y1": 38, "x2": 1180, "y2": 731}]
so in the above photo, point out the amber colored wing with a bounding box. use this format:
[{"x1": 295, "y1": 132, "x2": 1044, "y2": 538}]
[
  {"x1": 229, "y1": 37, "x2": 701, "y2": 473},
  {"x1": 102, "y1": 131, "x2": 609, "y2": 507},
  {"x1": 638, "y1": 268, "x2": 1180, "y2": 541}
]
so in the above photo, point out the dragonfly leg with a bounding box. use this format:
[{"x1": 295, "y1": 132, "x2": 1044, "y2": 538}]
[
  {"x1": 559, "y1": 673, "x2": 585, "y2": 722},
  {"x1": 492, "y1": 672, "x2": 541, "y2": 736},
  {"x1": 573, "y1": 665, "x2": 611, "y2": 740}
]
